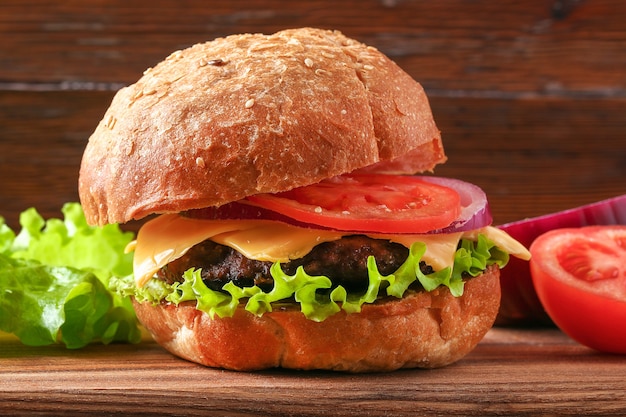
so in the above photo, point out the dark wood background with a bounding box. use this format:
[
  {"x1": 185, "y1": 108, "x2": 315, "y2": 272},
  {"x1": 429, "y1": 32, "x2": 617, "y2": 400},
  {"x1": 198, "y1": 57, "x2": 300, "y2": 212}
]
[
  {"x1": 1, "y1": 3, "x2": 626, "y2": 415},
  {"x1": 1, "y1": 0, "x2": 625, "y2": 231}
]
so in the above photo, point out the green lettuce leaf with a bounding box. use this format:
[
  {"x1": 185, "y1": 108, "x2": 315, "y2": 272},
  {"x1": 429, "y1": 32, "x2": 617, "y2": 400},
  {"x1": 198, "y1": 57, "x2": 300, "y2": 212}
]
[
  {"x1": 0, "y1": 203, "x2": 141, "y2": 348},
  {"x1": 113, "y1": 234, "x2": 510, "y2": 322}
]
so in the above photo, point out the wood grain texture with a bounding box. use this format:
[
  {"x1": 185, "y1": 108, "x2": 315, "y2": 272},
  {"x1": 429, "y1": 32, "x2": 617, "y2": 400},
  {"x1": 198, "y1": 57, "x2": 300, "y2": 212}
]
[
  {"x1": 1, "y1": 2, "x2": 625, "y2": 414},
  {"x1": 0, "y1": 90, "x2": 115, "y2": 229},
  {"x1": 1, "y1": 328, "x2": 625, "y2": 416},
  {"x1": 1, "y1": 91, "x2": 623, "y2": 230},
  {"x1": 2, "y1": 0, "x2": 625, "y2": 96},
  {"x1": 1, "y1": 0, "x2": 624, "y2": 231}
]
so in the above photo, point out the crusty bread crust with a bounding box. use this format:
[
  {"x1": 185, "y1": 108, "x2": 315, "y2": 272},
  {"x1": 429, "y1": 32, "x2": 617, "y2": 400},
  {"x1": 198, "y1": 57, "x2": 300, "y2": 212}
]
[
  {"x1": 79, "y1": 28, "x2": 445, "y2": 225},
  {"x1": 133, "y1": 265, "x2": 500, "y2": 372}
]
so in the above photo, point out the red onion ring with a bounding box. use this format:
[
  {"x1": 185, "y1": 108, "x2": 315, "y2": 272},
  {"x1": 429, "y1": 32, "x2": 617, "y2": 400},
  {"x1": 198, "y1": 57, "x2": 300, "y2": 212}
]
[
  {"x1": 499, "y1": 194, "x2": 626, "y2": 236},
  {"x1": 182, "y1": 202, "x2": 325, "y2": 229},
  {"x1": 420, "y1": 176, "x2": 493, "y2": 233}
]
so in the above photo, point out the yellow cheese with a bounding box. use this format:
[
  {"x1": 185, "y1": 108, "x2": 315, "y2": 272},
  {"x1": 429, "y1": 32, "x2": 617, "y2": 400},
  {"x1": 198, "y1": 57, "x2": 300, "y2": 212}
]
[
  {"x1": 462, "y1": 226, "x2": 531, "y2": 261},
  {"x1": 132, "y1": 214, "x2": 343, "y2": 287},
  {"x1": 384, "y1": 232, "x2": 463, "y2": 272},
  {"x1": 131, "y1": 214, "x2": 530, "y2": 287}
]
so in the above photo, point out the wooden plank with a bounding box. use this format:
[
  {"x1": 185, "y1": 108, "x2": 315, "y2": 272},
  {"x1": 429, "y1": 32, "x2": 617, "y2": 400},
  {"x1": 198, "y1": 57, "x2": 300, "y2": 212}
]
[
  {"x1": 0, "y1": 90, "x2": 114, "y2": 229},
  {"x1": 1, "y1": 90, "x2": 623, "y2": 230},
  {"x1": 431, "y1": 96, "x2": 626, "y2": 225},
  {"x1": 0, "y1": 328, "x2": 625, "y2": 416},
  {"x1": 1, "y1": 0, "x2": 625, "y2": 97},
  {"x1": 0, "y1": 3, "x2": 625, "y2": 415}
]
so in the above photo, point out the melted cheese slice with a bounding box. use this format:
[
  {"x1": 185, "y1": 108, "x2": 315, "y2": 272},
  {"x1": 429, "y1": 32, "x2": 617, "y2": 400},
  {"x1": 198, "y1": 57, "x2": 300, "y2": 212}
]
[{"x1": 131, "y1": 214, "x2": 530, "y2": 287}]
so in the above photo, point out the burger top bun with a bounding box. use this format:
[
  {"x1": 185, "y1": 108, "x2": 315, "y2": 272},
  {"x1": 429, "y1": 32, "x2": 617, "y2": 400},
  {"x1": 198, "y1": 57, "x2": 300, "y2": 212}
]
[{"x1": 79, "y1": 27, "x2": 446, "y2": 226}]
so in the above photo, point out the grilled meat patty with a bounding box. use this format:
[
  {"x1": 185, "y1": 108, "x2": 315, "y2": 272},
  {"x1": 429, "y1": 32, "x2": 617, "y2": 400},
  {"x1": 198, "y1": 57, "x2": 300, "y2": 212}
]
[{"x1": 157, "y1": 235, "x2": 434, "y2": 293}]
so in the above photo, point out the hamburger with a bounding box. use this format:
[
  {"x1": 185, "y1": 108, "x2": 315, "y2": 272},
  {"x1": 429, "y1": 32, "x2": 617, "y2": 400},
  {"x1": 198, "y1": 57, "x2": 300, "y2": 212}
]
[{"x1": 79, "y1": 28, "x2": 530, "y2": 372}]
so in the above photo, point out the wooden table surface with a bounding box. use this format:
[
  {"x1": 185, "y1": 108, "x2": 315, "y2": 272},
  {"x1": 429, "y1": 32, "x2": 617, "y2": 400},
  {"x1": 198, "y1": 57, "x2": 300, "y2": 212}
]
[
  {"x1": 1, "y1": 327, "x2": 625, "y2": 416},
  {"x1": 1, "y1": 1, "x2": 625, "y2": 416}
]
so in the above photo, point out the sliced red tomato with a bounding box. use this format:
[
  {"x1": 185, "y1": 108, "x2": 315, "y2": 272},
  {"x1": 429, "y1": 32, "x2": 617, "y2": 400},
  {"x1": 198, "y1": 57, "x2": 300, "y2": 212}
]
[
  {"x1": 245, "y1": 174, "x2": 461, "y2": 234},
  {"x1": 496, "y1": 194, "x2": 626, "y2": 326},
  {"x1": 530, "y1": 226, "x2": 626, "y2": 354}
]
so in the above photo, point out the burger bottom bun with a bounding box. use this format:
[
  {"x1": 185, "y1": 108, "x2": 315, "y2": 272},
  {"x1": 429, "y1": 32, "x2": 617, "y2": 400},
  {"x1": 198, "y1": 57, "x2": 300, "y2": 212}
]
[{"x1": 133, "y1": 265, "x2": 501, "y2": 372}]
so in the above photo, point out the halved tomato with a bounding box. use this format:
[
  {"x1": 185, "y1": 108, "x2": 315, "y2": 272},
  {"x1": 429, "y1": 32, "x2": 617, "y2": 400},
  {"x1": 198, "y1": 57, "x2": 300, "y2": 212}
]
[
  {"x1": 530, "y1": 226, "x2": 626, "y2": 354},
  {"x1": 245, "y1": 174, "x2": 461, "y2": 234}
]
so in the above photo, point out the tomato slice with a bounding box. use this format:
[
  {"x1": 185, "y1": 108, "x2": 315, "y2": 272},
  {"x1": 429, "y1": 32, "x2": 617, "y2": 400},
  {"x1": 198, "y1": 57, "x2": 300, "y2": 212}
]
[
  {"x1": 245, "y1": 174, "x2": 461, "y2": 234},
  {"x1": 496, "y1": 194, "x2": 626, "y2": 326},
  {"x1": 530, "y1": 225, "x2": 626, "y2": 354}
]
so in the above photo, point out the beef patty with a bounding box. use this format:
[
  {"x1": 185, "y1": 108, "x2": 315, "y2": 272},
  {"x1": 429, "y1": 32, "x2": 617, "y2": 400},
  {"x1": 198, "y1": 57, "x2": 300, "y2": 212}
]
[{"x1": 157, "y1": 235, "x2": 433, "y2": 293}]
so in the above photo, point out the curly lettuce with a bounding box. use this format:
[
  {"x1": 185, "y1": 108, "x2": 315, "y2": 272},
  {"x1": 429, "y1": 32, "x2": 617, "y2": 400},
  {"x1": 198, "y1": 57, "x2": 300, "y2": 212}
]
[
  {"x1": 112, "y1": 234, "x2": 509, "y2": 322},
  {"x1": 0, "y1": 203, "x2": 141, "y2": 348}
]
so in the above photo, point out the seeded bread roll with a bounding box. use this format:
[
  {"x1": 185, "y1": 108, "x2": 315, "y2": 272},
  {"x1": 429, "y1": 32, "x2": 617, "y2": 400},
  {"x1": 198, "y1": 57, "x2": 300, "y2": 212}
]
[
  {"x1": 134, "y1": 265, "x2": 501, "y2": 372},
  {"x1": 79, "y1": 27, "x2": 445, "y2": 225}
]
